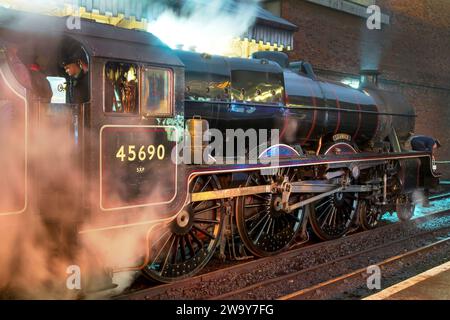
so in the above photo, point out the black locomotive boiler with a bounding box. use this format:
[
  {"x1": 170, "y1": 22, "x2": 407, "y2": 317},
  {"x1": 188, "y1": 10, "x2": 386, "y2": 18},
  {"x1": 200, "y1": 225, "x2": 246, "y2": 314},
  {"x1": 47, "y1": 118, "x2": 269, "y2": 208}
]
[
  {"x1": 0, "y1": 8, "x2": 439, "y2": 291},
  {"x1": 179, "y1": 49, "x2": 414, "y2": 153}
]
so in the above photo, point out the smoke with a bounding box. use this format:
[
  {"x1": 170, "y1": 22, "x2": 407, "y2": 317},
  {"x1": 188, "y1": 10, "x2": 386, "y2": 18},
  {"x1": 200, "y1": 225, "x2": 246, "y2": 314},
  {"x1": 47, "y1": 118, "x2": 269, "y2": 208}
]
[
  {"x1": 0, "y1": 0, "x2": 65, "y2": 14},
  {"x1": 0, "y1": 104, "x2": 163, "y2": 299},
  {"x1": 412, "y1": 189, "x2": 429, "y2": 207},
  {"x1": 1, "y1": 0, "x2": 262, "y2": 56},
  {"x1": 0, "y1": 88, "x2": 171, "y2": 299},
  {"x1": 0, "y1": 108, "x2": 80, "y2": 298},
  {"x1": 147, "y1": 0, "x2": 261, "y2": 55},
  {"x1": 359, "y1": 8, "x2": 392, "y2": 72},
  {"x1": 0, "y1": 7, "x2": 180, "y2": 298}
]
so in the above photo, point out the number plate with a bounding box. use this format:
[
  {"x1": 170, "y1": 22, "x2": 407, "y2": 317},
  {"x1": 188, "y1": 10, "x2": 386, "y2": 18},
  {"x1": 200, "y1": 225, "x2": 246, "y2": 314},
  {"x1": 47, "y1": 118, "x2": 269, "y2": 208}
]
[{"x1": 100, "y1": 125, "x2": 178, "y2": 211}]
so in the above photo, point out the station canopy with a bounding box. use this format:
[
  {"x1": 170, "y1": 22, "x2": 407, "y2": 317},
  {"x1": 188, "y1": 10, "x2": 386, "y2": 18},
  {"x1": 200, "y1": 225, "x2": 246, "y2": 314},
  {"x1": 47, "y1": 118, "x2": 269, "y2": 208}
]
[{"x1": 0, "y1": 0, "x2": 298, "y2": 57}]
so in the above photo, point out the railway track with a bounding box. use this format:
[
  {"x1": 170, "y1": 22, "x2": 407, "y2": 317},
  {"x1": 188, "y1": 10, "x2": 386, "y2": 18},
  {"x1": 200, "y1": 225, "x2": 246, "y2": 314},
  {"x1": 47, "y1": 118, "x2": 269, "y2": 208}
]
[
  {"x1": 279, "y1": 237, "x2": 450, "y2": 300},
  {"x1": 119, "y1": 196, "x2": 450, "y2": 300}
]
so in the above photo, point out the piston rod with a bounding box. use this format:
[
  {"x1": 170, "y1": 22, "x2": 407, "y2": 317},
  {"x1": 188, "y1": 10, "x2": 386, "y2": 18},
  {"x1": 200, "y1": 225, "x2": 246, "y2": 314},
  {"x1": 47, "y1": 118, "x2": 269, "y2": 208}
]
[
  {"x1": 190, "y1": 181, "x2": 374, "y2": 203},
  {"x1": 287, "y1": 187, "x2": 344, "y2": 212}
]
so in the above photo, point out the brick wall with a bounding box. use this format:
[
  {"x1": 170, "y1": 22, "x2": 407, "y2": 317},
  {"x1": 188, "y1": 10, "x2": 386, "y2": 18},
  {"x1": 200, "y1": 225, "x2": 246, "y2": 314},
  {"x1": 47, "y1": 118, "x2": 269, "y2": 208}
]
[{"x1": 282, "y1": 0, "x2": 450, "y2": 177}]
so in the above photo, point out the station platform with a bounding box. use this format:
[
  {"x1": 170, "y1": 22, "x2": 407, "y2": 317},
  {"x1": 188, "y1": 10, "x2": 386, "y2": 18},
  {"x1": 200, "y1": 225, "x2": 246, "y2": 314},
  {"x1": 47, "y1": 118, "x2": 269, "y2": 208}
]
[{"x1": 365, "y1": 261, "x2": 450, "y2": 300}]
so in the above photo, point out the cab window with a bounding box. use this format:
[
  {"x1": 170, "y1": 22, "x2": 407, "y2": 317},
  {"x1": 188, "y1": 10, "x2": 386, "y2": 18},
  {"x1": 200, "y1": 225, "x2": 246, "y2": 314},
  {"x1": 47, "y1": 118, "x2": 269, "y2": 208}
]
[
  {"x1": 104, "y1": 62, "x2": 139, "y2": 114},
  {"x1": 46, "y1": 77, "x2": 67, "y2": 104},
  {"x1": 141, "y1": 67, "x2": 173, "y2": 116}
]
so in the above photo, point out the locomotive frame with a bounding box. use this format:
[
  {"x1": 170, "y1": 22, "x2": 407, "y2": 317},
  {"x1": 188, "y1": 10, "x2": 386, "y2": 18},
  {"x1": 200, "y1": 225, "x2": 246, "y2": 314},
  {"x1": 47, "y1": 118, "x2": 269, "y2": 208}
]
[{"x1": 0, "y1": 8, "x2": 440, "y2": 289}]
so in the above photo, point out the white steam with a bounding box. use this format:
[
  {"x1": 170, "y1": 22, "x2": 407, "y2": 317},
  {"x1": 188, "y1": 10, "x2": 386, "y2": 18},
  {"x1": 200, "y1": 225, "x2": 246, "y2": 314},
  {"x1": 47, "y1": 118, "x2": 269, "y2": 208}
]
[
  {"x1": 147, "y1": 0, "x2": 261, "y2": 55},
  {"x1": 1, "y1": 0, "x2": 262, "y2": 56},
  {"x1": 0, "y1": 0, "x2": 65, "y2": 14}
]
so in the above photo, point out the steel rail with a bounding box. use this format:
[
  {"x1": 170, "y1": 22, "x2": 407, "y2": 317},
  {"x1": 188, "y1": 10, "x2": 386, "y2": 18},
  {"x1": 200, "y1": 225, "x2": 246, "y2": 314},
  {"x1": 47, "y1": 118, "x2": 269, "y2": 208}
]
[
  {"x1": 211, "y1": 226, "x2": 450, "y2": 300},
  {"x1": 279, "y1": 237, "x2": 450, "y2": 300}
]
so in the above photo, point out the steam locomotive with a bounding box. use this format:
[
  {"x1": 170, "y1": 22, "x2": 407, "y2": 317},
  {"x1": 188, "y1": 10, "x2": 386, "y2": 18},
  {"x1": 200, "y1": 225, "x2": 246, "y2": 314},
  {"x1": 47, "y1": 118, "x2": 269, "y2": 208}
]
[{"x1": 0, "y1": 8, "x2": 439, "y2": 291}]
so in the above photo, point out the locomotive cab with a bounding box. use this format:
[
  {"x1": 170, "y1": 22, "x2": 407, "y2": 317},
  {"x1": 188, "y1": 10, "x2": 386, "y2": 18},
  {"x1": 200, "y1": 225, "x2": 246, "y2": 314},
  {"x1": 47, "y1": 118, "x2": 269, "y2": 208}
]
[{"x1": 0, "y1": 8, "x2": 189, "y2": 291}]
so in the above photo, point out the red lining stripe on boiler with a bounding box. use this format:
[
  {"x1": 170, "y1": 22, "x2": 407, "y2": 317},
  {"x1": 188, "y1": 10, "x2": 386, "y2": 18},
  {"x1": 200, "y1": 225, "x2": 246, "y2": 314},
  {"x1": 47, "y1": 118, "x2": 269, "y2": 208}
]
[
  {"x1": 330, "y1": 87, "x2": 341, "y2": 135},
  {"x1": 303, "y1": 81, "x2": 318, "y2": 144},
  {"x1": 353, "y1": 92, "x2": 362, "y2": 141}
]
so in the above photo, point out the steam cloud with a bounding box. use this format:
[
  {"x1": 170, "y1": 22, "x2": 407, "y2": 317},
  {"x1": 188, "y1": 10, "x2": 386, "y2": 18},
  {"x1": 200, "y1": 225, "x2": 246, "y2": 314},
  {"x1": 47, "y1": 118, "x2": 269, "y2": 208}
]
[
  {"x1": 0, "y1": 0, "x2": 65, "y2": 13},
  {"x1": 0, "y1": 2, "x2": 184, "y2": 299},
  {"x1": 0, "y1": 103, "x2": 158, "y2": 299},
  {"x1": 147, "y1": 0, "x2": 261, "y2": 55}
]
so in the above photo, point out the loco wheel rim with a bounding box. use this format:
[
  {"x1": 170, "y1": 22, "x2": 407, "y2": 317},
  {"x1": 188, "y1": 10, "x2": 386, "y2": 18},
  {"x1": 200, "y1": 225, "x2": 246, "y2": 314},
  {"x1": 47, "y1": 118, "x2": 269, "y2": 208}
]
[
  {"x1": 309, "y1": 192, "x2": 358, "y2": 241},
  {"x1": 358, "y1": 200, "x2": 380, "y2": 230},
  {"x1": 143, "y1": 175, "x2": 223, "y2": 283},
  {"x1": 235, "y1": 169, "x2": 305, "y2": 257}
]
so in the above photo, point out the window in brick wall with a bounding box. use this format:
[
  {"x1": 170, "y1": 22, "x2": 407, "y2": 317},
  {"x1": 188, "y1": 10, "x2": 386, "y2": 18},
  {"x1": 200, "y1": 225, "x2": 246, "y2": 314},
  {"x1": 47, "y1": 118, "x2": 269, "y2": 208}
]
[{"x1": 262, "y1": 0, "x2": 281, "y2": 17}]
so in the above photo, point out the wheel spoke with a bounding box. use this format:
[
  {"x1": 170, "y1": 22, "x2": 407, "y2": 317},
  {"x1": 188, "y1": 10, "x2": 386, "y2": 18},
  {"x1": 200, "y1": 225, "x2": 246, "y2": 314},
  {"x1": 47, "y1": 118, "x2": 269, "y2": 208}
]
[
  {"x1": 316, "y1": 198, "x2": 332, "y2": 211},
  {"x1": 252, "y1": 194, "x2": 270, "y2": 201},
  {"x1": 245, "y1": 208, "x2": 269, "y2": 223},
  {"x1": 200, "y1": 176, "x2": 212, "y2": 193},
  {"x1": 249, "y1": 174, "x2": 259, "y2": 186},
  {"x1": 271, "y1": 218, "x2": 276, "y2": 236},
  {"x1": 193, "y1": 203, "x2": 221, "y2": 215},
  {"x1": 160, "y1": 235, "x2": 176, "y2": 274},
  {"x1": 331, "y1": 208, "x2": 338, "y2": 228},
  {"x1": 321, "y1": 207, "x2": 335, "y2": 229},
  {"x1": 171, "y1": 236, "x2": 180, "y2": 264},
  {"x1": 152, "y1": 229, "x2": 171, "y2": 248},
  {"x1": 327, "y1": 207, "x2": 336, "y2": 227},
  {"x1": 191, "y1": 177, "x2": 201, "y2": 193},
  {"x1": 151, "y1": 232, "x2": 172, "y2": 266},
  {"x1": 185, "y1": 234, "x2": 195, "y2": 257},
  {"x1": 180, "y1": 235, "x2": 187, "y2": 261},
  {"x1": 245, "y1": 202, "x2": 270, "y2": 209},
  {"x1": 317, "y1": 203, "x2": 333, "y2": 222},
  {"x1": 254, "y1": 215, "x2": 271, "y2": 244},
  {"x1": 190, "y1": 230, "x2": 204, "y2": 247},
  {"x1": 192, "y1": 177, "x2": 214, "y2": 210},
  {"x1": 265, "y1": 218, "x2": 273, "y2": 235},
  {"x1": 194, "y1": 218, "x2": 220, "y2": 225},
  {"x1": 193, "y1": 225, "x2": 216, "y2": 240},
  {"x1": 248, "y1": 212, "x2": 270, "y2": 235}
]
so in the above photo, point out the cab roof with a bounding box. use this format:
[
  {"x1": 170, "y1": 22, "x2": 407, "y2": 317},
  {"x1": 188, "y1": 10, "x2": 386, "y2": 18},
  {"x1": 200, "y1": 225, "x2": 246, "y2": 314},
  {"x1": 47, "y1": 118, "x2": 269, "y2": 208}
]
[{"x1": 0, "y1": 7, "x2": 183, "y2": 67}]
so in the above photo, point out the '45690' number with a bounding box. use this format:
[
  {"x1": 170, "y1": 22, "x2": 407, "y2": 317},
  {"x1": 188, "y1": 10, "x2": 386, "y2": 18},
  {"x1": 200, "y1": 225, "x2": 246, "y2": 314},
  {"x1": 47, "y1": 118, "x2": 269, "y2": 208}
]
[{"x1": 116, "y1": 145, "x2": 166, "y2": 162}]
